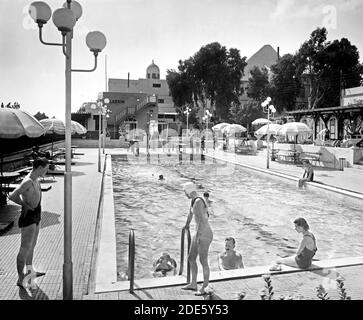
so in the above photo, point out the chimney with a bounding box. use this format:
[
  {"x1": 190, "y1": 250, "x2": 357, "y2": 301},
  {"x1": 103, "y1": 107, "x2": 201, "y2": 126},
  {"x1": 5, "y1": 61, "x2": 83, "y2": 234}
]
[
  {"x1": 277, "y1": 47, "x2": 280, "y2": 60},
  {"x1": 128, "y1": 72, "x2": 130, "y2": 88}
]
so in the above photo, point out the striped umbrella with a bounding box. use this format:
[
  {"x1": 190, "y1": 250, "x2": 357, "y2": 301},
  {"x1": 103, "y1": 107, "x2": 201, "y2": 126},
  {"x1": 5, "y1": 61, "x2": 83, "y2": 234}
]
[
  {"x1": 40, "y1": 118, "x2": 87, "y2": 135},
  {"x1": 0, "y1": 108, "x2": 45, "y2": 138}
]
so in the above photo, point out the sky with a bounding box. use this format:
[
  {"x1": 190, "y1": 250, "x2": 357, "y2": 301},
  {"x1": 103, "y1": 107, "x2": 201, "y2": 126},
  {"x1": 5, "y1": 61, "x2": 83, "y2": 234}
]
[{"x1": 1, "y1": 0, "x2": 363, "y2": 119}]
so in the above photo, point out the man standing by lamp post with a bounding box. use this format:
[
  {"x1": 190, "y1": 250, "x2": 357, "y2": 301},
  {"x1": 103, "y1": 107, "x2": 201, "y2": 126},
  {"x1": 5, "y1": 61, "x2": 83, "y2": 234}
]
[{"x1": 261, "y1": 97, "x2": 276, "y2": 169}]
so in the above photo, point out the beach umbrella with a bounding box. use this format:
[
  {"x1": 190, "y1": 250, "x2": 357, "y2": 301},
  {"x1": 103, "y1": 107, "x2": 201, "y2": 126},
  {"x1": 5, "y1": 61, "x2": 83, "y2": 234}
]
[
  {"x1": 277, "y1": 122, "x2": 312, "y2": 136},
  {"x1": 71, "y1": 121, "x2": 87, "y2": 135},
  {"x1": 277, "y1": 122, "x2": 312, "y2": 149},
  {"x1": 0, "y1": 108, "x2": 45, "y2": 139},
  {"x1": 212, "y1": 122, "x2": 230, "y2": 131},
  {"x1": 0, "y1": 108, "x2": 45, "y2": 174},
  {"x1": 252, "y1": 118, "x2": 271, "y2": 126},
  {"x1": 222, "y1": 123, "x2": 247, "y2": 135},
  {"x1": 255, "y1": 124, "x2": 282, "y2": 138},
  {"x1": 40, "y1": 118, "x2": 87, "y2": 154},
  {"x1": 40, "y1": 118, "x2": 87, "y2": 135}
]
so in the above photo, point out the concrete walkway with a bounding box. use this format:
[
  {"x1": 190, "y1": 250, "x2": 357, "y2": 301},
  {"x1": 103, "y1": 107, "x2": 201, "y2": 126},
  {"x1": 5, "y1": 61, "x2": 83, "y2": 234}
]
[{"x1": 0, "y1": 147, "x2": 362, "y2": 300}]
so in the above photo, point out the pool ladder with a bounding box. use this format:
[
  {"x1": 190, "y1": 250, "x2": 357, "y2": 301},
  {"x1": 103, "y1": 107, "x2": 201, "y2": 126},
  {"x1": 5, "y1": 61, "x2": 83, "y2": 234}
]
[{"x1": 127, "y1": 227, "x2": 191, "y2": 293}]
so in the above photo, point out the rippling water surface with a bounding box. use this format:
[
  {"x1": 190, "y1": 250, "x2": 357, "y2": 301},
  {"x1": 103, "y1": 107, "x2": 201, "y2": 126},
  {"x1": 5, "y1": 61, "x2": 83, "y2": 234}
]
[{"x1": 112, "y1": 154, "x2": 363, "y2": 280}]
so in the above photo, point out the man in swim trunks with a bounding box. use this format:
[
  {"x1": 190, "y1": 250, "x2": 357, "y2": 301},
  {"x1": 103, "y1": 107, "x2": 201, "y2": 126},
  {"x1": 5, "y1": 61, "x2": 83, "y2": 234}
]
[
  {"x1": 270, "y1": 217, "x2": 317, "y2": 271},
  {"x1": 9, "y1": 157, "x2": 49, "y2": 289},
  {"x1": 181, "y1": 182, "x2": 213, "y2": 295},
  {"x1": 218, "y1": 237, "x2": 244, "y2": 270}
]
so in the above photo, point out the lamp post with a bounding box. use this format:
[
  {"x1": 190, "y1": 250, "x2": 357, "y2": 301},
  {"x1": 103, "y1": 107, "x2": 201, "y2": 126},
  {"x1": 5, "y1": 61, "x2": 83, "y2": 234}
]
[
  {"x1": 261, "y1": 97, "x2": 276, "y2": 169},
  {"x1": 91, "y1": 98, "x2": 110, "y2": 172},
  {"x1": 202, "y1": 109, "x2": 212, "y2": 153},
  {"x1": 183, "y1": 106, "x2": 191, "y2": 139},
  {"x1": 28, "y1": 0, "x2": 107, "y2": 300},
  {"x1": 146, "y1": 110, "x2": 153, "y2": 160}
]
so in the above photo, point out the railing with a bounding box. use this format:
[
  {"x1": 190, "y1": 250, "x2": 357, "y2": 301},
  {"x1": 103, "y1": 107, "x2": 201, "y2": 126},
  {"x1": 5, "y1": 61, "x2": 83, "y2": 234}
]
[
  {"x1": 128, "y1": 229, "x2": 135, "y2": 293},
  {"x1": 179, "y1": 226, "x2": 191, "y2": 283}
]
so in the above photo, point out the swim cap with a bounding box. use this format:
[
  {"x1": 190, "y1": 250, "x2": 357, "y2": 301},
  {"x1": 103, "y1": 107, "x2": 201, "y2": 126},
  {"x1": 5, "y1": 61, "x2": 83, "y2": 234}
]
[{"x1": 183, "y1": 182, "x2": 197, "y2": 196}]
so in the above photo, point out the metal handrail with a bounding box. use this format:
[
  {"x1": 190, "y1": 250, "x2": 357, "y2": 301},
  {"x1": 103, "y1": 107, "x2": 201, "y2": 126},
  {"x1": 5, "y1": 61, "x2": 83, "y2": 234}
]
[
  {"x1": 179, "y1": 226, "x2": 191, "y2": 283},
  {"x1": 128, "y1": 229, "x2": 135, "y2": 293}
]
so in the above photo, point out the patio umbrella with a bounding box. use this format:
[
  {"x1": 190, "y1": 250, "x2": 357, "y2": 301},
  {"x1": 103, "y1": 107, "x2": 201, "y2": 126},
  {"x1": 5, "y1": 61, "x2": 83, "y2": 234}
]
[
  {"x1": 0, "y1": 108, "x2": 45, "y2": 139},
  {"x1": 277, "y1": 122, "x2": 312, "y2": 150},
  {"x1": 40, "y1": 118, "x2": 87, "y2": 135},
  {"x1": 252, "y1": 118, "x2": 271, "y2": 126},
  {"x1": 212, "y1": 122, "x2": 230, "y2": 131},
  {"x1": 223, "y1": 123, "x2": 247, "y2": 135},
  {"x1": 255, "y1": 124, "x2": 282, "y2": 138},
  {"x1": 40, "y1": 118, "x2": 87, "y2": 154},
  {"x1": 277, "y1": 122, "x2": 312, "y2": 136},
  {"x1": 0, "y1": 108, "x2": 45, "y2": 175}
]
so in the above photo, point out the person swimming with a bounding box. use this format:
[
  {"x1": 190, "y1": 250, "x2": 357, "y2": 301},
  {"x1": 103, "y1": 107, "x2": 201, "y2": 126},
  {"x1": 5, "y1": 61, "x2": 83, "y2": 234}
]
[
  {"x1": 153, "y1": 252, "x2": 177, "y2": 276},
  {"x1": 159, "y1": 174, "x2": 164, "y2": 180}
]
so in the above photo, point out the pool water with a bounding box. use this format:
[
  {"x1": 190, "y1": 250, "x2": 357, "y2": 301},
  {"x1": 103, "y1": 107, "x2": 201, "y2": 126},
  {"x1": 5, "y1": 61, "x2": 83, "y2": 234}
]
[{"x1": 112, "y1": 153, "x2": 363, "y2": 280}]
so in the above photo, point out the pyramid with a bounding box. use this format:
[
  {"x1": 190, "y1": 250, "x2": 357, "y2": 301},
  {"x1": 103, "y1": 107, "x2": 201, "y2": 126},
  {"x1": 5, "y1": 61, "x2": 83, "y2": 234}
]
[{"x1": 242, "y1": 45, "x2": 278, "y2": 81}]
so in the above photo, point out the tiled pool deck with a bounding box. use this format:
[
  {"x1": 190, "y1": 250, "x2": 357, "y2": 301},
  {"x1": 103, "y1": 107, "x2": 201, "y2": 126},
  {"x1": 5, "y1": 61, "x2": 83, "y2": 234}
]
[{"x1": 1, "y1": 147, "x2": 362, "y2": 300}]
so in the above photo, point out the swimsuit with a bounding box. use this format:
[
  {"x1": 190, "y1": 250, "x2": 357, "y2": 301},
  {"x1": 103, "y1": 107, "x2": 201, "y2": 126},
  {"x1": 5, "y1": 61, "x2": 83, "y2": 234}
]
[
  {"x1": 18, "y1": 178, "x2": 42, "y2": 228},
  {"x1": 190, "y1": 197, "x2": 213, "y2": 242},
  {"x1": 295, "y1": 233, "x2": 317, "y2": 268}
]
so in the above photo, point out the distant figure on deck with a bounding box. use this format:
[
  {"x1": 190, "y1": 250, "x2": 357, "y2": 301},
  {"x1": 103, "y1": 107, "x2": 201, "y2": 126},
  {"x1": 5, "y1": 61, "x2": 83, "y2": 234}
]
[
  {"x1": 298, "y1": 160, "x2": 314, "y2": 188},
  {"x1": 269, "y1": 217, "x2": 317, "y2": 271},
  {"x1": 218, "y1": 237, "x2": 244, "y2": 270}
]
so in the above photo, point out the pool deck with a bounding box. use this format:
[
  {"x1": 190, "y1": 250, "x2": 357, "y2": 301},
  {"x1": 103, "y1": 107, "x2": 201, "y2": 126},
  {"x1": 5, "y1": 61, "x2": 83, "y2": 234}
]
[{"x1": 1, "y1": 147, "x2": 363, "y2": 300}]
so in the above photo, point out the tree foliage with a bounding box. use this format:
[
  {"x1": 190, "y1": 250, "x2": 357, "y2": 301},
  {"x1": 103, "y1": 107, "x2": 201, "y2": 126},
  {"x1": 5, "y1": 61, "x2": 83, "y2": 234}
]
[
  {"x1": 267, "y1": 27, "x2": 363, "y2": 111},
  {"x1": 270, "y1": 54, "x2": 301, "y2": 112},
  {"x1": 166, "y1": 42, "x2": 247, "y2": 124},
  {"x1": 229, "y1": 101, "x2": 264, "y2": 131},
  {"x1": 247, "y1": 66, "x2": 271, "y2": 101},
  {"x1": 33, "y1": 112, "x2": 49, "y2": 121}
]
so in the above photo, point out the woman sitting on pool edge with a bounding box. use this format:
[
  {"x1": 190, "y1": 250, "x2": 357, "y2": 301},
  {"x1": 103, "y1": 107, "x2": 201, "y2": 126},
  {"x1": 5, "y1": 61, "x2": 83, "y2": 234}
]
[{"x1": 269, "y1": 217, "x2": 317, "y2": 271}]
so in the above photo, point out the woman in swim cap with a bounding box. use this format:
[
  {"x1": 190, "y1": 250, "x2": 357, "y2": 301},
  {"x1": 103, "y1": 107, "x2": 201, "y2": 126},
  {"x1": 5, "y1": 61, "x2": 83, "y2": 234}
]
[{"x1": 181, "y1": 182, "x2": 213, "y2": 296}]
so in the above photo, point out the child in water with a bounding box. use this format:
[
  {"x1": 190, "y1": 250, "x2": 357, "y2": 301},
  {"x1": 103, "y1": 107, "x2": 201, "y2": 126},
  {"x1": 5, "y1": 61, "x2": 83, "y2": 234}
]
[{"x1": 203, "y1": 192, "x2": 214, "y2": 216}]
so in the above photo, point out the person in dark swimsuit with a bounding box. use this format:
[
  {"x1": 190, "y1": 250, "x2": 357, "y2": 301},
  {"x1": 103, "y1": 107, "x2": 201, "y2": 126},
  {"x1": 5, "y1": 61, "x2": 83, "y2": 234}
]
[
  {"x1": 9, "y1": 157, "x2": 49, "y2": 289},
  {"x1": 298, "y1": 160, "x2": 314, "y2": 188},
  {"x1": 270, "y1": 217, "x2": 317, "y2": 271}
]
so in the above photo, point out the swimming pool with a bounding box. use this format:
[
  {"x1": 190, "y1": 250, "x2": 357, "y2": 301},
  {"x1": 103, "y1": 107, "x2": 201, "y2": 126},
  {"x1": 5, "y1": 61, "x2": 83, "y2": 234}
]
[{"x1": 112, "y1": 153, "x2": 363, "y2": 280}]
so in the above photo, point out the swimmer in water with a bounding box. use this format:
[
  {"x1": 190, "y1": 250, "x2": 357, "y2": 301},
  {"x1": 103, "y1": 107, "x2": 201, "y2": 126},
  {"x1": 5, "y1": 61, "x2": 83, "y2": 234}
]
[
  {"x1": 153, "y1": 252, "x2": 177, "y2": 276},
  {"x1": 159, "y1": 174, "x2": 164, "y2": 180}
]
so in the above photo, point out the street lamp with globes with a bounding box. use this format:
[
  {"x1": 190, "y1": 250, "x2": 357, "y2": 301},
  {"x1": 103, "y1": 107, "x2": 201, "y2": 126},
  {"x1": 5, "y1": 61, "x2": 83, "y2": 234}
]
[
  {"x1": 28, "y1": 0, "x2": 107, "y2": 300},
  {"x1": 183, "y1": 106, "x2": 192, "y2": 139},
  {"x1": 261, "y1": 97, "x2": 276, "y2": 169}
]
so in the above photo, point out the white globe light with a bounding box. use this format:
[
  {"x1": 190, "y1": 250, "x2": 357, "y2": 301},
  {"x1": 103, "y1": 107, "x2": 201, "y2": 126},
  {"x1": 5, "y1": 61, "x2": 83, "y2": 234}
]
[
  {"x1": 52, "y1": 8, "x2": 76, "y2": 33},
  {"x1": 29, "y1": 1, "x2": 52, "y2": 25},
  {"x1": 86, "y1": 31, "x2": 107, "y2": 53},
  {"x1": 261, "y1": 101, "x2": 267, "y2": 108},
  {"x1": 90, "y1": 104, "x2": 97, "y2": 110},
  {"x1": 266, "y1": 97, "x2": 272, "y2": 103},
  {"x1": 63, "y1": 1, "x2": 82, "y2": 21},
  {"x1": 104, "y1": 98, "x2": 110, "y2": 104}
]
